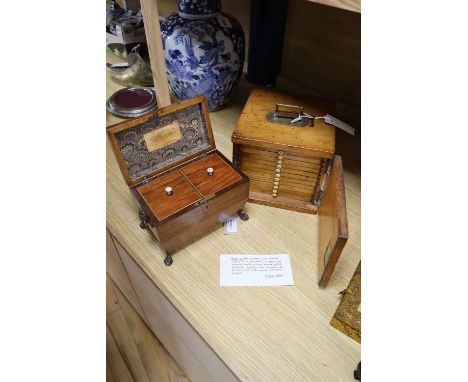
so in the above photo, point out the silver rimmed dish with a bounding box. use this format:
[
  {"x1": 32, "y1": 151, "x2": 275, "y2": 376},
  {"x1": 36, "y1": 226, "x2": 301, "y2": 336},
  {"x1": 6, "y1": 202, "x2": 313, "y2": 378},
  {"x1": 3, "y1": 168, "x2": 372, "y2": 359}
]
[{"x1": 106, "y1": 87, "x2": 157, "y2": 118}]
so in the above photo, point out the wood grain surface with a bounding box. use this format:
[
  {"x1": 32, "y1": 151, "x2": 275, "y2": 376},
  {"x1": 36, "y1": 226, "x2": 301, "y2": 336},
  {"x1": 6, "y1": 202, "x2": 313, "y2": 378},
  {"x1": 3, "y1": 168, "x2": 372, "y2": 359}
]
[
  {"x1": 248, "y1": 191, "x2": 319, "y2": 215},
  {"x1": 107, "y1": 230, "x2": 149, "y2": 324},
  {"x1": 107, "y1": 274, "x2": 191, "y2": 382},
  {"x1": 117, "y1": 245, "x2": 240, "y2": 382},
  {"x1": 107, "y1": 56, "x2": 361, "y2": 381},
  {"x1": 138, "y1": 0, "x2": 171, "y2": 107},
  {"x1": 233, "y1": 89, "x2": 336, "y2": 213},
  {"x1": 149, "y1": 180, "x2": 249, "y2": 256},
  {"x1": 137, "y1": 171, "x2": 202, "y2": 221},
  {"x1": 318, "y1": 155, "x2": 349, "y2": 287},
  {"x1": 279, "y1": 1, "x2": 361, "y2": 130},
  {"x1": 239, "y1": 147, "x2": 322, "y2": 205},
  {"x1": 181, "y1": 154, "x2": 242, "y2": 197},
  {"x1": 232, "y1": 89, "x2": 336, "y2": 158}
]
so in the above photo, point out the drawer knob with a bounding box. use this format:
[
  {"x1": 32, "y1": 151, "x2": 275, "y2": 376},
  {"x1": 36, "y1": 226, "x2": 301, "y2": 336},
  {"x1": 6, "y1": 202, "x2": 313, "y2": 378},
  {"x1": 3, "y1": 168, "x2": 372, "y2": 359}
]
[
  {"x1": 276, "y1": 164, "x2": 282, "y2": 169},
  {"x1": 207, "y1": 167, "x2": 214, "y2": 176},
  {"x1": 275, "y1": 176, "x2": 280, "y2": 181},
  {"x1": 278, "y1": 151, "x2": 284, "y2": 155},
  {"x1": 165, "y1": 186, "x2": 173, "y2": 196},
  {"x1": 277, "y1": 160, "x2": 283, "y2": 165},
  {"x1": 272, "y1": 193, "x2": 277, "y2": 198},
  {"x1": 273, "y1": 181, "x2": 279, "y2": 186},
  {"x1": 273, "y1": 185, "x2": 279, "y2": 190},
  {"x1": 275, "y1": 169, "x2": 281, "y2": 174}
]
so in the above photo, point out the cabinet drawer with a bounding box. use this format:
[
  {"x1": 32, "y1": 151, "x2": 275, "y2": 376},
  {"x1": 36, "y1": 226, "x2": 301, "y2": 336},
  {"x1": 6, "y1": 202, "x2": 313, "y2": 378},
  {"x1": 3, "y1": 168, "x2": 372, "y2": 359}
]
[
  {"x1": 239, "y1": 146, "x2": 323, "y2": 201},
  {"x1": 116, "y1": 241, "x2": 240, "y2": 382}
]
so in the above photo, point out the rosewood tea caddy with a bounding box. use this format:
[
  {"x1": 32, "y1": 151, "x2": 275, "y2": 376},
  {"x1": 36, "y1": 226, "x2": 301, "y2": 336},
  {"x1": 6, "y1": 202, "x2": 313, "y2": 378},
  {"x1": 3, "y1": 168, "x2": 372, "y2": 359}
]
[
  {"x1": 108, "y1": 96, "x2": 249, "y2": 266},
  {"x1": 232, "y1": 89, "x2": 349, "y2": 286}
]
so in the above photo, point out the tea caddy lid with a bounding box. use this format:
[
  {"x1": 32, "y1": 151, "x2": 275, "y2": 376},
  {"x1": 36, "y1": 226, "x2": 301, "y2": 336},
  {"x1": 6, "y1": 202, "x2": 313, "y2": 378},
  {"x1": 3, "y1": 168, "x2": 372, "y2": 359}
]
[{"x1": 107, "y1": 96, "x2": 215, "y2": 187}]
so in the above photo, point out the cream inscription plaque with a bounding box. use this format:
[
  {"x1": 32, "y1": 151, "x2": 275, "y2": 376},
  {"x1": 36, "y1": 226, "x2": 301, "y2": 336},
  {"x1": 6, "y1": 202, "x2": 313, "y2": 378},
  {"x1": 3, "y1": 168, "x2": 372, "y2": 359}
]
[{"x1": 143, "y1": 122, "x2": 182, "y2": 152}]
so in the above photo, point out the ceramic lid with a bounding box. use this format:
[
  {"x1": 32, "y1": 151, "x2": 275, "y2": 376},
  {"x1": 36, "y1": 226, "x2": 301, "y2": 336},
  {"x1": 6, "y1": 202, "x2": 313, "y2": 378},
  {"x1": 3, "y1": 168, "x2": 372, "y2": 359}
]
[
  {"x1": 106, "y1": 87, "x2": 157, "y2": 118},
  {"x1": 107, "y1": 96, "x2": 215, "y2": 186},
  {"x1": 178, "y1": 0, "x2": 221, "y2": 18}
]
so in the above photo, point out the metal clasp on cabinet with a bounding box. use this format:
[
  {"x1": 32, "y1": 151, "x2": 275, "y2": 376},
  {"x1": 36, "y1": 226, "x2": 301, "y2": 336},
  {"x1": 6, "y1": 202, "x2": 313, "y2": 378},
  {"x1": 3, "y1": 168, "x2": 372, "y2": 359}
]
[{"x1": 266, "y1": 103, "x2": 314, "y2": 127}]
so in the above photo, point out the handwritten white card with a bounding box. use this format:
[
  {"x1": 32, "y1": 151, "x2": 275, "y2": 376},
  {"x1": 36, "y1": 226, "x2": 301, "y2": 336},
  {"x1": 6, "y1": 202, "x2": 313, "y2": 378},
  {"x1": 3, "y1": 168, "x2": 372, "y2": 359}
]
[
  {"x1": 220, "y1": 254, "x2": 294, "y2": 286},
  {"x1": 223, "y1": 218, "x2": 239, "y2": 235}
]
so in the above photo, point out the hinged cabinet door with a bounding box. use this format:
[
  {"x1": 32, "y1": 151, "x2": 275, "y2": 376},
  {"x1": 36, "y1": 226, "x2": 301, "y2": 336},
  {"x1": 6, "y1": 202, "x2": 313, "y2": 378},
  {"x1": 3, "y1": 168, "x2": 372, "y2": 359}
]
[{"x1": 318, "y1": 155, "x2": 349, "y2": 287}]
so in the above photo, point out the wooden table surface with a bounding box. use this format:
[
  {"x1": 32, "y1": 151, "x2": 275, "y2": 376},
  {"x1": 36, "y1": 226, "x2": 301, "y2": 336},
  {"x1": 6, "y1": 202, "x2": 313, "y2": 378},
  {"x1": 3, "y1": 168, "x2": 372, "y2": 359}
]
[{"x1": 106, "y1": 55, "x2": 361, "y2": 382}]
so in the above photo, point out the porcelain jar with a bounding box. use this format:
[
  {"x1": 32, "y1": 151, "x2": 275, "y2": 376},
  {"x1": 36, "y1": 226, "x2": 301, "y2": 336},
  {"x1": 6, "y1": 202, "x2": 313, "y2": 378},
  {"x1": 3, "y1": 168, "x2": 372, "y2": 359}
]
[{"x1": 160, "y1": 0, "x2": 245, "y2": 110}]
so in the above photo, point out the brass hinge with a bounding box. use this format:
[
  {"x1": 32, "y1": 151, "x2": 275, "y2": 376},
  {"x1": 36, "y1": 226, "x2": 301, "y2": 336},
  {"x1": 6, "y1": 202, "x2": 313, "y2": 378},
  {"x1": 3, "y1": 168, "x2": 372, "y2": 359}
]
[{"x1": 312, "y1": 159, "x2": 333, "y2": 207}]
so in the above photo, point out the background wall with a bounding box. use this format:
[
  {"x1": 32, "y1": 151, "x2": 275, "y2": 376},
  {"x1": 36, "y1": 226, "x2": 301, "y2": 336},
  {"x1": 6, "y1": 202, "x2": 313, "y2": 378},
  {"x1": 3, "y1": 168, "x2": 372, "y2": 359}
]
[
  {"x1": 279, "y1": 1, "x2": 360, "y2": 129},
  {"x1": 107, "y1": 0, "x2": 360, "y2": 128}
]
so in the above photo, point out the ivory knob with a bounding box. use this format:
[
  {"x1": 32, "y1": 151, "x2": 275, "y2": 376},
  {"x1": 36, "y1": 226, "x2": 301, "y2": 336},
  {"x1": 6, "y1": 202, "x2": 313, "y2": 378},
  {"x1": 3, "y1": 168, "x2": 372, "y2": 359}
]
[
  {"x1": 277, "y1": 160, "x2": 283, "y2": 165},
  {"x1": 273, "y1": 181, "x2": 279, "y2": 186},
  {"x1": 276, "y1": 164, "x2": 282, "y2": 169},
  {"x1": 275, "y1": 169, "x2": 281, "y2": 174},
  {"x1": 273, "y1": 186, "x2": 279, "y2": 190},
  {"x1": 207, "y1": 167, "x2": 214, "y2": 176},
  {"x1": 278, "y1": 151, "x2": 284, "y2": 155},
  {"x1": 272, "y1": 194, "x2": 277, "y2": 198},
  {"x1": 165, "y1": 186, "x2": 173, "y2": 196}
]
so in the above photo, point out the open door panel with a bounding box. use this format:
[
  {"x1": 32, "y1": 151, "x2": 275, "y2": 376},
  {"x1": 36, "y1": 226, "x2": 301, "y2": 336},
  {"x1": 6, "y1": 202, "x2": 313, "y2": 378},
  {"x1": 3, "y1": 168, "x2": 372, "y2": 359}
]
[{"x1": 318, "y1": 155, "x2": 348, "y2": 287}]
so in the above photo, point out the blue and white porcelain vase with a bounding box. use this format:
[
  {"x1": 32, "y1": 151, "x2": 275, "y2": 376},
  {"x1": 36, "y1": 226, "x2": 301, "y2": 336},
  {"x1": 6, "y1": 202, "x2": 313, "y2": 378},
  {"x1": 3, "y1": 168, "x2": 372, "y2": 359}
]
[{"x1": 161, "y1": 0, "x2": 245, "y2": 111}]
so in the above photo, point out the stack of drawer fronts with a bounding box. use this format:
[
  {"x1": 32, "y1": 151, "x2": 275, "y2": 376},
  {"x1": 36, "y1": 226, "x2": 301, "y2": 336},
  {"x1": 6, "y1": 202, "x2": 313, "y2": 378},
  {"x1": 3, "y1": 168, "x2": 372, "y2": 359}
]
[{"x1": 240, "y1": 147, "x2": 325, "y2": 203}]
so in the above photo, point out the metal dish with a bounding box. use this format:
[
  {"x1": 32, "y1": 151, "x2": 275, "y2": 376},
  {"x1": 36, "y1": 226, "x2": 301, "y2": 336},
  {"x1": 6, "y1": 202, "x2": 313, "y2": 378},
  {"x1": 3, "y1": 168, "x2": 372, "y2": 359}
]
[{"x1": 106, "y1": 87, "x2": 157, "y2": 118}]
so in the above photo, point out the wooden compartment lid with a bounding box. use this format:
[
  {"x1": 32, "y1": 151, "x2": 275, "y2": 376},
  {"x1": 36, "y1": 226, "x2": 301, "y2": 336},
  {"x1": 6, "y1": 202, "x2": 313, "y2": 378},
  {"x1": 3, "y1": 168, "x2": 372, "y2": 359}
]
[
  {"x1": 232, "y1": 89, "x2": 336, "y2": 158},
  {"x1": 107, "y1": 96, "x2": 215, "y2": 186}
]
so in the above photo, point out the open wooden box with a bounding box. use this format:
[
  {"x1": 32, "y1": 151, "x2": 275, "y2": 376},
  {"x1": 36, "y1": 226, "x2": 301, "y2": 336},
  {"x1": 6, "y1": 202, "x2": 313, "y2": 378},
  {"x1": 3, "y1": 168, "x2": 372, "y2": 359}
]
[
  {"x1": 232, "y1": 89, "x2": 349, "y2": 286},
  {"x1": 107, "y1": 96, "x2": 250, "y2": 266}
]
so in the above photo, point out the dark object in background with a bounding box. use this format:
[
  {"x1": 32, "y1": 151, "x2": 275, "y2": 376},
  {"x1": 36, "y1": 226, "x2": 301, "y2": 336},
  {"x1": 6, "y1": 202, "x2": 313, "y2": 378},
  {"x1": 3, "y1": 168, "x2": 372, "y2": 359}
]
[
  {"x1": 354, "y1": 362, "x2": 361, "y2": 380},
  {"x1": 106, "y1": 87, "x2": 157, "y2": 118},
  {"x1": 246, "y1": 0, "x2": 289, "y2": 86}
]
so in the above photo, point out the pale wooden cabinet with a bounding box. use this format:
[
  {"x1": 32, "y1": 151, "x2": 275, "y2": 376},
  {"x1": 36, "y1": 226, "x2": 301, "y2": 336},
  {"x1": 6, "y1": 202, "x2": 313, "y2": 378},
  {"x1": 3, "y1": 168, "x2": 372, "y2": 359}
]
[{"x1": 106, "y1": 229, "x2": 239, "y2": 382}]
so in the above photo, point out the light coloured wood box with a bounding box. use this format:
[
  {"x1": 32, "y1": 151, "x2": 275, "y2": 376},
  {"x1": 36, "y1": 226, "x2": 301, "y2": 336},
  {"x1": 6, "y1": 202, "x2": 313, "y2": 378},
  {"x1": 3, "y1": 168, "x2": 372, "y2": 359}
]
[
  {"x1": 232, "y1": 88, "x2": 337, "y2": 213},
  {"x1": 232, "y1": 89, "x2": 348, "y2": 286}
]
